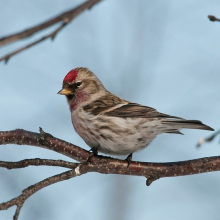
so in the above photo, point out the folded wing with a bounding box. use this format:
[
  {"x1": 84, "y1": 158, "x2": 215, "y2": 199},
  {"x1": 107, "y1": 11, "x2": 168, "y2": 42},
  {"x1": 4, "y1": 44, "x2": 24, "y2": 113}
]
[{"x1": 83, "y1": 97, "x2": 213, "y2": 131}]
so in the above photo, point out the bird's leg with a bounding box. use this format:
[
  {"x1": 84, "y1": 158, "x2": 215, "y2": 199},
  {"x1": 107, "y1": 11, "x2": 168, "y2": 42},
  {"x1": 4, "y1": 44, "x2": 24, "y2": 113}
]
[
  {"x1": 87, "y1": 146, "x2": 98, "y2": 161},
  {"x1": 125, "y1": 153, "x2": 133, "y2": 168}
]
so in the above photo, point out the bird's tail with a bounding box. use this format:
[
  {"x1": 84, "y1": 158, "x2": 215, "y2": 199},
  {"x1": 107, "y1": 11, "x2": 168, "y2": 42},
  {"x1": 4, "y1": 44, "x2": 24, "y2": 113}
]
[{"x1": 162, "y1": 119, "x2": 214, "y2": 132}]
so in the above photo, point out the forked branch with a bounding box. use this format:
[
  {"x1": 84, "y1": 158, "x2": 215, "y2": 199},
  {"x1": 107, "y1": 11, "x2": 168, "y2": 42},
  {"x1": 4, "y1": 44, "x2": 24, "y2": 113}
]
[
  {"x1": 0, "y1": 0, "x2": 102, "y2": 63},
  {"x1": 0, "y1": 128, "x2": 220, "y2": 219},
  {"x1": 0, "y1": 169, "x2": 80, "y2": 220},
  {"x1": 1, "y1": 128, "x2": 220, "y2": 181}
]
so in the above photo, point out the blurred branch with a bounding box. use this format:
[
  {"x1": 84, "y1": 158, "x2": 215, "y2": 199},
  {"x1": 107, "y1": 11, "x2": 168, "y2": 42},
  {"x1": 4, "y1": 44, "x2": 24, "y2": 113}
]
[
  {"x1": 197, "y1": 129, "x2": 220, "y2": 147},
  {"x1": 0, "y1": 0, "x2": 102, "y2": 63},
  {"x1": 0, "y1": 22, "x2": 68, "y2": 64},
  {"x1": 208, "y1": 15, "x2": 220, "y2": 22},
  {"x1": 1, "y1": 128, "x2": 220, "y2": 219}
]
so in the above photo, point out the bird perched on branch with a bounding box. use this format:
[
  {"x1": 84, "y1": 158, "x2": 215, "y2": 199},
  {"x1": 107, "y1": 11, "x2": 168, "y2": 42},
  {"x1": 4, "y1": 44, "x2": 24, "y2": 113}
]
[{"x1": 58, "y1": 67, "x2": 213, "y2": 161}]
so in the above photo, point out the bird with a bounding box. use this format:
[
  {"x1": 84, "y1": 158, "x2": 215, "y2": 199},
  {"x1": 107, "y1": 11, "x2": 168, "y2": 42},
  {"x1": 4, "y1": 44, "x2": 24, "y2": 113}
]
[{"x1": 58, "y1": 67, "x2": 214, "y2": 161}]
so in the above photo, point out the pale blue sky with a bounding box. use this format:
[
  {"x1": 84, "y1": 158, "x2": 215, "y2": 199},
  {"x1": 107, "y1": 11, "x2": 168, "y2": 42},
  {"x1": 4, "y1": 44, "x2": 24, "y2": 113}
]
[{"x1": 0, "y1": 1, "x2": 220, "y2": 219}]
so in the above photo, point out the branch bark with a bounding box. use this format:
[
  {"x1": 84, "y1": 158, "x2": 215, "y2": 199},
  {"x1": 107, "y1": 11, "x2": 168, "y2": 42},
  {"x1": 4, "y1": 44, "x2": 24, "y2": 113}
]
[
  {"x1": 1, "y1": 128, "x2": 220, "y2": 182},
  {"x1": 0, "y1": 158, "x2": 77, "y2": 170},
  {"x1": 1, "y1": 128, "x2": 220, "y2": 219},
  {"x1": 0, "y1": 0, "x2": 102, "y2": 63}
]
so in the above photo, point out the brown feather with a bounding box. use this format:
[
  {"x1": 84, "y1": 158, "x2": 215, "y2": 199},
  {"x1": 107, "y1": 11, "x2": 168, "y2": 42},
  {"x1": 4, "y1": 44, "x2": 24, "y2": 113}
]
[
  {"x1": 83, "y1": 93, "x2": 125, "y2": 115},
  {"x1": 103, "y1": 102, "x2": 182, "y2": 119},
  {"x1": 165, "y1": 130, "x2": 184, "y2": 135},
  {"x1": 84, "y1": 99, "x2": 182, "y2": 119},
  {"x1": 83, "y1": 96, "x2": 214, "y2": 131},
  {"x1": 162, "y1": 120, "x2": 214, "y2": 131}
]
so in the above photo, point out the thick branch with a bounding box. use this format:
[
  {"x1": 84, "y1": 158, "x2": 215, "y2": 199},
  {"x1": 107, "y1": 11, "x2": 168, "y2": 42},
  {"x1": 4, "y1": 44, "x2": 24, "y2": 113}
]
[
  {"x1": 0, "y1": 0, "x2": 102, "y2": 62},
  {"x1": 1, "y1": 128, "x2": 220, "y2": 184},
  {"x1": 1, "y1": 128, "x2": 220, "y2": 219},
  {"x1": 0, "y1": 128, "x2": 89, "y2": 162}
]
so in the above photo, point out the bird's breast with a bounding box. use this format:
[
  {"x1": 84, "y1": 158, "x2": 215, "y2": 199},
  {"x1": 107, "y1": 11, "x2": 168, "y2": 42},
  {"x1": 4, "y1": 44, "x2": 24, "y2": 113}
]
[{"x1": 71, "y1": 108, "x2": 99, "y2": 147}]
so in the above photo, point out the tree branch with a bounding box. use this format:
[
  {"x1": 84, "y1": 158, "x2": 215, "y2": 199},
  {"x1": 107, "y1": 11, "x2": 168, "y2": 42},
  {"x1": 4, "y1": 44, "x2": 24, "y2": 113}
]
[
  {"x1": 197, "y1": 129, "x2": 220, "y2": 147},
  {"x1": 0, "y1": 0, "x2": 102, "y2": 63},
  {"x1": 1, "y1": 128, "x2": 220, "y2": 219},
  {"x1": 0, "y1": 168, "x2": 82, "y2": 220},
  {"x1": 1, "y1": 128, "x2": 220, "y2": 183},
  {"x1": 0, "y1": 22, "x2": 68, "y2": 64},
  {"x1": 0, "y1": 127, "x2": 89, "y2": 162},
  {"x1": 0, "y1": 158, "x2": 77, "y2": 170},
  {"x1": 1, "y1": 157, "x2": 220, "y2": 220}
]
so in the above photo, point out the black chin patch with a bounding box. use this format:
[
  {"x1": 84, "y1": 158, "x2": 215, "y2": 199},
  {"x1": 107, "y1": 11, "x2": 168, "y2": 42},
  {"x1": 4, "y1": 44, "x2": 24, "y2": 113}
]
[{"x1": 67, "y1": 94, "x2": 75, "y2": 100}]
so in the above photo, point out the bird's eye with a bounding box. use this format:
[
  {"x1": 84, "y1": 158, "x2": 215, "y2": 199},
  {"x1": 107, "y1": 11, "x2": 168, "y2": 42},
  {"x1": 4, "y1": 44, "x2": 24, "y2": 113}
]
[{"x1": 76, "y1": 82, "x2": 82, "y2": 87}]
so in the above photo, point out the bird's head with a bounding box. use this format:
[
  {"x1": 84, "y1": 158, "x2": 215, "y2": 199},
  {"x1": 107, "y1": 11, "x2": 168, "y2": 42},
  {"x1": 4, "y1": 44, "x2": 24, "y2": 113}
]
[{"x1": 58, "y1": 67, "x2": 106, "y2": 110}]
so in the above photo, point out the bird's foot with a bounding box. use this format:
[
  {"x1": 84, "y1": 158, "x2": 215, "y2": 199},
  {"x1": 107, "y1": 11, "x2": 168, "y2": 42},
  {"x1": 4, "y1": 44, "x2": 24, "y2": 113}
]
[
  {"x1": 125, "y1": 153, "x2": 133, "y2": 168},
  {"x1": 87, "y1": 147, "x2": 98, "y2": 162}
]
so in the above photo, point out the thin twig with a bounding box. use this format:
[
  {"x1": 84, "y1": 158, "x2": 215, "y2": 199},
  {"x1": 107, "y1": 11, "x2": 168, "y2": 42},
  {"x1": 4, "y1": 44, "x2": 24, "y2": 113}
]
[
  {"x1": 0, "y1": 22, "x2": 68, "y2": 63},
  {"x1": 0, "y1": 0, "x2": 102, "y2": 63},
  {"x1": 0, "y1": 168, "x2": 83, "y2": 220},
  {"x1": 0, "y1": 158, "x2": 78, "y2": 170},
  {"x1": 0, "y1": 0, "x2": 101, "y2": 46},
  {"x1": 1, "y1": 155, "x2": 220, "y2": 219},
  {"x1": 197, "y1": 129, "x2": 220, "y2": 147}
]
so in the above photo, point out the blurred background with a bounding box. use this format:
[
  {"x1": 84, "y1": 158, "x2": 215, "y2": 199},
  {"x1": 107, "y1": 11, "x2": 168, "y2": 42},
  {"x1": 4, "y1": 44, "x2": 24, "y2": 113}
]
[{"x1": 0, "y1": 0, "x2": 220, "y2": 219}]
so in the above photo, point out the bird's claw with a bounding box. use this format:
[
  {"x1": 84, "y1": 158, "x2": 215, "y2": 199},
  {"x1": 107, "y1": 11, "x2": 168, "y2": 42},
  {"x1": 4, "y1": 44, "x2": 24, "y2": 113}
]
[
  {"x1": 87, "y1": 147, "x2": 98, "y2": 162},
  {"x1": 125, "y1": 153, "x2": 133, "y2": 168}
]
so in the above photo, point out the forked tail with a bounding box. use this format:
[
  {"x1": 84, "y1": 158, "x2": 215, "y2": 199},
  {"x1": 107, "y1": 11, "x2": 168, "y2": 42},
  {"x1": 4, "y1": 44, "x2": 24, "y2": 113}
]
[{"x1": 162, "y1": 119, "x2": 214, "y2": 133}]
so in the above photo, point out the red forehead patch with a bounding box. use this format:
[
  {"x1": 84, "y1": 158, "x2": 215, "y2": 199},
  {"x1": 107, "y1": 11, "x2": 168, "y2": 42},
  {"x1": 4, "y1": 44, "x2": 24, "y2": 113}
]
[{"x1": 63, "y1": 69, "x2": 78, "y2": 83}]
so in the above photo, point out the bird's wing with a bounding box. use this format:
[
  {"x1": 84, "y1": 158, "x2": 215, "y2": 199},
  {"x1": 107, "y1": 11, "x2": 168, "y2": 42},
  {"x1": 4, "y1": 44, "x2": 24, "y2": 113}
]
[
  {"x1": 84, "y1": 96, "x2": 181, "y2": 119},
  {"x1": 102, "y1": 102, "x2": 182, "y2": 118},
  {"x1": 83, "y1": 94, "x2": 127, "y2": 115},
  {"x1": 83, "y1": 97, "x2": 214, "y2": 131}
]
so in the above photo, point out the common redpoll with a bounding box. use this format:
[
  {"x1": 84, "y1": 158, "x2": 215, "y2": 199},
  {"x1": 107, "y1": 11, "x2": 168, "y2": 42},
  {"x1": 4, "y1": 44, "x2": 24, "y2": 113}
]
[{"x1": 58, "y1": 67, "x2": 213, "y2": 159}]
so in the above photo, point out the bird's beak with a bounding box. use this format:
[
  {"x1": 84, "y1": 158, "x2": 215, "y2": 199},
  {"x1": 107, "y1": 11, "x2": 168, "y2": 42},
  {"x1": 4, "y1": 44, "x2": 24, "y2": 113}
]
[{"x1": 57, "y1": 88, "x2": 73, "y2": 95}]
